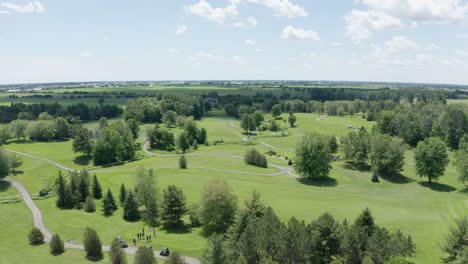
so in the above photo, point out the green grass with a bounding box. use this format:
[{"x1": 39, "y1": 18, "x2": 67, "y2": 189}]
[{"x1": 3, "y1": 112, "x2": 467, "y2": 263}]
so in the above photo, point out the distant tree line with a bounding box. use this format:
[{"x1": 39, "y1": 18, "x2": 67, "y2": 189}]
[{"x1": 0, "y1": 102, "x2": 122, "y2": 123}]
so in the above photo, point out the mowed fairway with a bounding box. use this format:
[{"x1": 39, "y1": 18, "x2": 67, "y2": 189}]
[{"x1": 2, "y1": 112, "x2": 467, "y2": 263}]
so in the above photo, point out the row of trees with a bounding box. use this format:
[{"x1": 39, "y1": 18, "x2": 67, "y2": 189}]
[
  {"x1": 0, "y1": 117, "x2": 73, "y2": 142},
  {"x1": 200, "y1": 185, "x2": 415, "y2": 264},
  {"x1": 0, "y1": 102, "x2": 122, "y2": 123},
  {"x1": 124, "y1": 95, "x2": 209, "y2": 123},
  {"x1": 244, "y1": 149, "x2": 268, "y2": 168},
  {"x1": 147, "y1": 120, "x2": 208, "y2": 153}
]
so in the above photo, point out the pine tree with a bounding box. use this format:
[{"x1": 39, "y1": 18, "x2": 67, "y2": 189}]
[
  {"x1": 179, "y1": 155, "x2": 187, "y2": 169},
  {"x1": 91, "y1": 175, "x2": 103, "y2": 199},
  {"x1": 83, "y1": 227, "x2": 103, "y2": 260},
  {"x1": 145, "y1": 194, "x2": 159, "y2": 227},
  {"x1": 28, "y1": 227, "x2": 44, "y2": 245},
  {"x1": 84, "y1": 196, "x2": 96, "y2": 213},
  {"x1": 50, "y1": 234, "x2": 65, "y2": 255},
  {"x1": 134, "y1": 246, "x2": 157, "y2": 264},
  {"x1": 56, "y1": 172, "x2": 71, "y2": 209},
  {"x1": 102, "y1": 189, "x2": 118, "y2": 216},
  {"x1": 161, "y1": 185, "x2": 187, "y2": 227},
  {"x1": 371, "y1": 171, "x2": 380, "y2": 183},
  {"x1": 119, "y1": 183, "x2": 127, "y2": 205},
  {"x1": 201, "y1": 234, "x2": 228, "y2": 264},
  {"x1": 192, "y1": 140, "x2": 198, "y2": 150},
  {"x1": 78, "y1": 170, "x2": 90, "y2": 203},
  {"x1": 110, "y1": 237, "x2": 127, "y2": 264},
  {"x1": 123, "y1": 191, "x2": 140, "y2": 221}
]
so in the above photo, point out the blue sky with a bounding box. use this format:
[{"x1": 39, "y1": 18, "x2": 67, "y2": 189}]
[{"x1": 1, "y1": 0, "x2": 468, "y2": 84}]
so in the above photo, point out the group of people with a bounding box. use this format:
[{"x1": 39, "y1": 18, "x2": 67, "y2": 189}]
[{"x1": 132, "y1": 227, "x2": 157, "y2": 246}]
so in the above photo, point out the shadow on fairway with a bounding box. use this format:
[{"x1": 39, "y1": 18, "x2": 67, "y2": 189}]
[
  {"x1": 419, "y1": 182, "x2": 457, "y2": 192},
  {"x1": 341, "y1": 162, "x2": 371, "y2": 172},
  {"x1": 163, "y1": 224, "x2": 191, "y2": 234},
  {"x1": 297, "y1": 177, "x2": 338, "y2": 187},
  {"x1": 381, "y1": 173, "x2": 414, "y2": 184},
  {"x1": 73, "y1": 155, "x2": 92, "y2": 166},
  {"x1": 459, "y1": 186, "x2": 468, "y2": 194},
  {"x1": 0, "y1": 180, "x2": 12, "y2": 192}
]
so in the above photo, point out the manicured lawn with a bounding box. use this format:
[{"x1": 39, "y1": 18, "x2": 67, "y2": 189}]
[{"x1": 3, "y1": 112, "x2": 467, "y2": 263}]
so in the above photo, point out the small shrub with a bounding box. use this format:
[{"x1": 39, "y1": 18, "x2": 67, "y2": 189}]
[
  {"x1": 179, "y1": 155, "x2": 187, "y2": 169},
  {"x1": 84, "y1": 196, "x2": 96, "y2": 213},
  {"x1": 371, "y1": 171, "x2": 380, "y2": 183},
  {"x1": 188, "y1": 204, "x2": 201, "y2": 227},
  {"x1": 244, "y1": 148, "x2": 268, "y2": 168},
  {"x1": 28, "y1": 227, "x2": 44, "y2": 245}
]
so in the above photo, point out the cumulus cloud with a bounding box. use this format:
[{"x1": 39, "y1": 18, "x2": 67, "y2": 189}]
[
  {"x1": 281, "y1": 25, "x2": 320, "y2": 40},
  {"x1": 244, "y1": 39, "x2": 256, "y2": 46},
  {"x1": 0, "y1": 1, "x2": 44, "y2": 14},
  {"x1": 233, "y1": 16, "x2": 257, "y2": 27},
  {"x1": 358, "y1": 0, "x2": 468, "y2": 22},
  {"x1": 372, "y1": 36, "x2": 419, "y2": 58},
  {"x1": 246, "y1": 0, "x2": 307, "y2": 18},
  {"x1": 176, "y1": 25, "x2": 188, "y2": 35},
  {"x1": 346, "y1": 10, "x2": 402, "y2": 43},
  {"x1": 185, "y1": 0, "x2": 239, "y2": 23}
]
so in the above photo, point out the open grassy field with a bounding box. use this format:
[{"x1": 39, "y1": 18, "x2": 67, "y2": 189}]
[{"x1": 2, "y1": 111, "x2": 467, "y2": 263}]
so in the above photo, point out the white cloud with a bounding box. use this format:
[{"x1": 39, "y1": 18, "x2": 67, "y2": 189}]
[
  {"x1": 345, "y1": 9, "x2": 402, "y2": 43},
  {"x1": 185, "y1": 0, "x2": 239, "y2": 23},
  {"x1": 233, "y1": 16, "x2": 257, "y2": 27},
  {"x1": 244, "y1": 39, "x2": 256, "y2": 46},
  {"x1": 456, "y1": 49, "x2": 468, "y2": 56},
  {"x1": 168, "y1": 49, "x2": 181, "y2": 55},
  {"x1": 0, "y1": 1, "x2": 44, "y2": 14},
  {"x1": 176, "y1": 25, "x2": 188, "y2": 35},
  {"x1": 79, "y1": 51, "x2": 93, "y2": 57},
  {"x1": 358, "y1": 0, "x2": 468, "y2": 22},
  {"x1": 232, "y1": 55, "x2": 244, "y2": 64},
  {"x1": 281, "y1": 25, "x2": 320, "y2": 40},
  {"x1": 331, "y1": 42, "x2": 342, "y2": 47},
  {"x1": 246, "y1": 0, "x2": 307, "y2": 18},
  {"x1": 372, "y1": 36, "x2": 419, "y2": 58}
]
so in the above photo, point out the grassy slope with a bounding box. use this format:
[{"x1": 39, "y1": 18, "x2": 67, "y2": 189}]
[{"x1": 2, "y1": 112, "x2": 467, "y2": 263}]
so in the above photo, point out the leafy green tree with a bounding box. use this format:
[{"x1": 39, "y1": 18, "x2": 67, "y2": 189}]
[
  {"x1": 72, "y1": 127, "x2": 93, "y2": 156},
  {"x1": 165, "y1": 252, "x2": 187, "y2": 264},
  {"x1": 184, "y1": 119, "x2": 200, "y2": 143},
  {"x1": 177, "y1": 132, "x2": 191, "y2": 153},
  {"x1": 188, "y1": 204, "x2": 201, "y2": 227},
  {"x1": 50, "y1": 234, "x2": 65, "y2": 255},
  {"x1": 83, "y1": 227, "x2": 103, "y2": 260},
  {"x1": 288, "y1": 113, "x2": 297, "y2": 127},
  {"x1": 455, "y1": 135, "x2": 468, "y2": 184},
  {"x1": 0, "y1": 149, "x2": 10, "y2": 180},
  {"x1": 10, "y1": 119, "x2": 28, "y2": 141},
  {"x1": 200, "y1": 180, "x2": 238, "y2": 235},
  {"x1": 241, "y1": 114, "x2": 254, "y2": 132},
  {"x1": 179, "y1": 155, "x2": 188, "y2": 169},
  {"x1": 126, "y1": 118, "x2": 140, "y2": 140},
  {"x1": 110, "y1": 237, "x2": 127, "y2": 264},
  {"x1": 147, "y1": 125, "x2": 175, "y2": 150},
  {"x1": 163, "y1": 111, "x2": 178, "y2": 128},
  {"x1": 123, "y1": 190, "x2": 140, "y2": 221},
  {"x1": 91, "y1": 175, "x2": 102, "y2": 199},
  {"x1": 54, "y1": 117, "x2": 71, "y2": 139},
  {"x1": 0, "y1": 124, "x2": 10, "y2": 145},
  {"x1": 145, "y1": 194, "x2": 159, "y2": 227},
  {"x1": 198, "y1": 128, "x2": 208, "y2": 144},
  {"x1": 271, "y1": 104, "x2": 282, "y2": 118},
  {"x1": 102, "y1": 189, "x2": 118, "y2": 216},
  {"x1": 201, "y1": 234, "x2": 228, "y2": 264},
  {"x1": 329, "y1": 135, "x2": 339, "y2": 155},
  {"x1": 342, "y1": 129, "x2": 371, "y2": 168},
  {"x1": 161, "y1": 185, "x2": 187, "y2": 227},
  {"x1": 294, "y1": 133, "x2": 332, "y2": 180},
  {"x1": 8, "y1": 153, "x2": 23, "y2": 174},
  {"x1": 134, "y1": 246, "x2": 157, "y2": 264},
  {"x1": 192, "y1": 140, "x2": 198, "y2": 150},
  {"x1": 310, "y1": 212, "x2": 341, "y2": 263},
  {"x1": 84, "y1": 196, "x2": 96, "y2": 213},
  {"x1": 370, "y1": 134, "x2": 406, "y2": 176},
  {"x1": 252, "y1": 111, "x2": 264, "y2": 128},
  {"x1": 135, "y1": 168, "x2": 159, "y2": 223},
  {"x1": 443, "y1": 217, "x2": 468, "y2": 261},
  {"x1": 28, "y1": 227, "x2": 44, "y2": 245},
  {"x1": 119, "y1": 183, "x2": 127, "y2": 205},
  {"x1": 415, "y1": 137, "x2": 449, "y2": 183}
]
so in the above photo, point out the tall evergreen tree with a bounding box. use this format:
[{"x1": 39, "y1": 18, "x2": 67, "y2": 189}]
[
  {"x1": 28, "y1": 227, "x2": 44, "y2": 245},
  {"x1": 201, "y1": 234, "x2": 228, "y2": 264},
  {"x1": 119, "y1": 183, "x2": 127, "y2": 205},
  {"x1": 83, "y1": 227, "x2": 103, "y2": 260},
  {"x1": 161, "y1": 185, "x2": 187, "y2": 227},
  {"x1": 50, "y1": 234, "x2": 65, "y2": 255},
  {"x1": 123, "y1": 191, "x2": 140, "y2": 221},
  {"x1": 110, "y1": 237, "x2": 127, "y2": 264},
  {"x1": 91, "y1": 174, "x2": 102, "y2": 199},
  {"x1": 102, "y1": 189, "x2": 118, "y2": 216},
  {"x1": 55, "y1": 172, "x2": 71, "y2": 209}
]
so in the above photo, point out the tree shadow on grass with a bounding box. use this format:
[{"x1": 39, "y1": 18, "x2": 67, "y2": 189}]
[
  {"x1": 419, "y1": 182, "x2": 457, "y2": 193},
  {"x1": 85, "y1": 254, "x2": 104, "y2": 262},
  {"x1": 459, "y1": 186, "x2": 468, "y2": 195},
  {"x1": 0, "y1": 180, "x2": 11, "y2": 192},
  {"x1": 296, "y1": 177, "x2": 338, "y2": 187},
  {"x1": 341, "y1": 162, "x2": 371, "y2": 172},
  {"x1": 163, "y1": 224, "x2": 191, "y2": 234},
  {"x1": 73, "y1": 155, "x2": 92, "y2": 166},
  {"x1": 380, "y1": 173, "x2": 414, "y2": 184}
]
